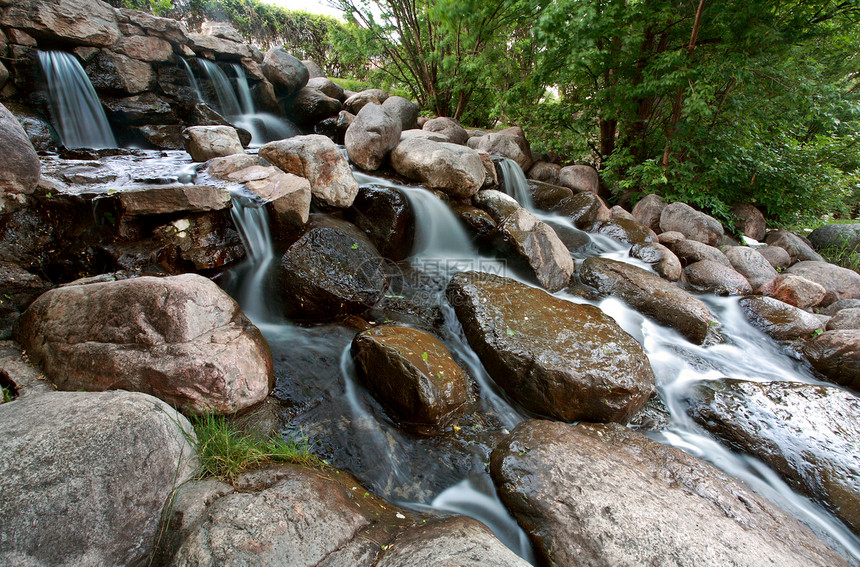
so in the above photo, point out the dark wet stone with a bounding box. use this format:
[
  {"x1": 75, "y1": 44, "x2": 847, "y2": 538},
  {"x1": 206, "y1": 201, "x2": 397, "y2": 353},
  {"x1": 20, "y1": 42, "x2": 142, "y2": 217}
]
[
  {"x1": 804, "y1": 329, "x2": 860, "y2": 392},
  {"x1": 345, "y1": 185, "x2": 415, "y2": 261},
  {"x1": 739, "y1": 296, "x2": 825, "y2": 341}
]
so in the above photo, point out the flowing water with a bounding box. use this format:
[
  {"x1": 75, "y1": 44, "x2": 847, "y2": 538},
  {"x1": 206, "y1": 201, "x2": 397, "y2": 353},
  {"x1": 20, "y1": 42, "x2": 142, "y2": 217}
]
[{"x1": 178, "y1": 57, "x2": 203, "y2": 103}]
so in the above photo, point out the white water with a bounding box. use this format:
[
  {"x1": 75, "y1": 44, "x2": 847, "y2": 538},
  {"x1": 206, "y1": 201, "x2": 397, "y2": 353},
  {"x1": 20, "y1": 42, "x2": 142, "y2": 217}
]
[
  {"x1": 198, "y1": 59, "x2": 242, "y2": 117},
  {"x1": 178, "y1": 57, "x2": 203, "y2": 103},
  {"x1": 38, "y1": 51, "x2": 116, "y2": 149},
  {"x1": 496, "y1": 157, "x2": 534, "y2": 210}
]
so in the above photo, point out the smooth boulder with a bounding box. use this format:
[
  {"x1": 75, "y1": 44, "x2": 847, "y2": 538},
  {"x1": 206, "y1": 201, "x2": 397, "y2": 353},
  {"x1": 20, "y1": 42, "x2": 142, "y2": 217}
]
[
  {"x1": 766, "y1": 230, "x2": 825, "y2": 263},
  {"x1": 629, "y1": 242, "x2": 682, "y2": 281},
  {"x1": 684, "y1": 260, "x2": 753, "y2": 295},
  {"x1": 0, "y1": 102, "x2": 40, "y2": 196},
  {"x1": 262, "y1": 47, "x2": 309, "y2": 97},
  {"x1": 739, "y1": 296, "x2": 824, "y2": 341},
  {"x1": 558, "y1": 164, "x2": 599, "y2": 194},
  {"x1": 804, "y1": 330, "x2": 860, "y2": 391},
  {"x1": 631, "y1": 193, "x2": 666, "y2": 232},
  {"x1": 725, "y1": 246, "x2": 780, "y2": 289},
  {"x1": 182, "y1": 125, "x2": 244, "y2": 162},
  {"x1": 757, "y1": 274, "x2": 826, "y2": 309},
  {"x1": 343, "y1": 88, "x2": 390, "y2": 114},
  {"x1": 344, "y1": 185, "x2": 415, "y2": 261},
  {"x1": 390, "y1": 137, "x2": 485, "y2": 198},
  {"x1": 345, "y1": 103, "x2": 402, "y2": 171},
  {"x1": 731, "y1": 202, "x2": 767, "y2": 241},
  {"x1": 382, "y1": 96, "x2": 419, "y2": 130},
  {"x1": 422, "y1": 117, "x2": 468, "y2": 145},
  {"x1": 466, "y1": 127, "x2": 533, "y2": 171},
  {"x1": 660, "y1": 202, "x2": 725, "y2": 245},
  {"x1": 496, "y1": 208, "x2": 575, "y2": 292},
  {"x1": 787, "y1": 260, "x2": 860, "y2": 306}
]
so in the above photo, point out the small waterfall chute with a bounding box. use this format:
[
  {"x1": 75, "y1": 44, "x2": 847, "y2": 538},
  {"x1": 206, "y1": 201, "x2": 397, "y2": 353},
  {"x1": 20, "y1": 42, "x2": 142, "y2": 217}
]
[
  {"x1": 197, "y1": 59, "x2": 241, "y2": 117},
  {"x1": 231, "y1": 63, "x2": 255, "y2": 115},
  {"x1": 178, "y1": 57, "x2": 203, "y2": 103},
  {"x1": 495, "y1": 157, "x2": 534, "y2": 210}
]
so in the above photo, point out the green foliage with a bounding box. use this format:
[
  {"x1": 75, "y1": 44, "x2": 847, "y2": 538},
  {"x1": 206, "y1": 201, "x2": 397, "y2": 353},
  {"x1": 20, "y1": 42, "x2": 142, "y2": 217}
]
[
  {"x1": 190, "y1": 413, "x2": 323, "y2": 483},
  {"x1": 1, "y1": 385, "x2": 13, "y2": 404}
]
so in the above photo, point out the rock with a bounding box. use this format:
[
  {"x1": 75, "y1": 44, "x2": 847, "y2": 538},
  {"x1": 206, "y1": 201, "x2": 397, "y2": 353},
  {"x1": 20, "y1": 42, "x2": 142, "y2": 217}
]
[
  {"x1": 629, "y1": 242, "x2": 682, "y2": 281},
  {"x1": 552, "y1": 191, "x2": 611, "y2": 229},
  {"x1": 85, "y1": 50, "x2": 155, "y2": 95},
  {"x1": 446, "y1": 271, "x2": 655, "y2": 422},
  {"x1": 732, "y1": 203, "x2": 767, "y2": 241},
  {"x1": 390, "y1": 137, "x2": 485, "y2": 199},
  {"x1": 287, "y1": 86, "x2": 342, "y2": 126},
  {"x1": 663, "y1": 237, "x2": 729, "y2": 266},
  {"x1": 725, "y1": 246, "x2": 780, "y2": 289},
  {"x1": 472, "y1": 189, "x2": 520, "y2": 223},
  {"x1": 262, "y1": 47, "x2": 308, "y2": 97},
  {"x1": 452, "y1": 204, "x2": 496, "y2": 239},
  {"x1": 114, "y1": 34, "x2": 172, "y2": 62},
  {"x1": 804, "y1": 330, "x2": 860, "y2": 391},
  {"x1": 201, "y1": 21, "x2": 244, "y2": 42},
  {"x1": 739, "y1": 296, "x2": 824, "y2": 340},
  {"x1": 558, "y1": 164, "x2": 599, "y2": 194},
  {"x1": 382, "y1": 96, "x2": 419, "y2": 130},
  {"x1": 766, "y1": 230, "x2": 825, "y2": 263},
  {"x1": 0, "y1": 103, "x2": 39, "y2": 195},
  {"x1": 496, "y1": 209, "x2": 574, "y2": 292},
  {"x1": 757, "y1": 274, "x2": 827, "y2": 309},
  {"x1": 610, "y1": 205, "x2": 636, "y2": 221},
  {"x1": 116, "y1": 185, "x2": 231, "y2": 216},
  {"x1": 117, "y1": 7, "x2": 188, "y2": 43},
  {"x1": 0, "y1": 390, "x2": 197, "y2": 567},
  {"x1": 278, "y1": 222, "x2": 389, "y2": 318},
  {"x1": 306, "y1": 76, "x2": 345, "y2": 101},
  {"x1": 808, "y1": 223, "x2": 860, "y2": 257},
  {"x1": 351, "y1": 325, "x2": 469, "y2": 430},
  {"x1": 4, "y1": 102, "x2": 57, "y2": 152},
  {"x1": 226, "y1": 166, "x2": 312, "y2": 233},
  {"x1": 685, "y1": 260, "x2": 753, "y2": 295},
  {"x1": 759, "y1": 244, "x2": 793, "y2": 270},
  {"x1": 685, "y1": 379, "x2": 860, "y2": 533},
  {"x1": 827, "y1": 308, "x2": 860, "y2": 331},
  {"x1": 400, "y1": 128, "x2": 449, "y2": 143},
  {"x1": 260, "y1": 134, "x2": 359, "y2": 208},
  {"x1": 0, "y1": 263, "x2": 52, "y2": 339},
  {"x1": 466, "y1": 127, "x2": 532, "y2": 171},
  {"x1": 343, "y1": 88, "x2": 390, "y2": 114},
  {"x1": 820, "y1": 299, "x2": 860, "y2": 316},
  {"x1": 302, "y1": 59, "x2": 325, "y2": 78},
  {"x1": 631, "y1": 193, "x2": 666, "y2": 232},
  {"x1": 660, "y1": 202, "x2": 725, "y2": 245},
  {"x1": 182, "y1": 125, "x2": 244, "y2": 162},
  {"x1": 490, "y1": 420, "x2": 851, "y2": 567},
  {"x1": 527, "y1": 161, "x2": 561, "y2": 185},
  {"x1": 188, "y1": 31, "x2": 252, "y2": 60},
  {"x1": 580, "y1": 257, "x2": 716, "y2": 344},
  {"x1": 527, "y1": 180, "x2": 572, "y2": 211},
  {"x1": 344, "y1": 185, "x2": 415, "y2": 261},
  {"x1": 422, "y1": 117, "x2": 468, "y2": 145},
  {"x1": 787, "y1": 260, "x2": 860, "y2": 306},
  {"x1": 476, "y1": 150, "x2": 498, "y2": 188},
  {"x1": 3, "y1": 0, "x2": 120, "y2": 47},
  {"x1": 15, "y1": 275, "x2": 273, "y2": 414},
  {"x1": 345, "y1": 103, "x2": 402, "y2": 171},
  {"x1": 592, "y1": 218, "x2": 657, "y2": 245},
  {"x1": 135, "y1": 124, "x2": 184, "y2": 149},
  {"x1": 657, "y1": 230, "x2": 685, "y2": 246},
  {"x1": 206, "y1": 154, "x2": 263, "y2": 178}
]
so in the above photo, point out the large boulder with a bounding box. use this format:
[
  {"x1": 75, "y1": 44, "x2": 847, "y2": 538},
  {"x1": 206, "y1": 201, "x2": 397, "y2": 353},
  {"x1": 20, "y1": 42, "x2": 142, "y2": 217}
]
[
  {"x1": 552, "y1": 191, "x2": 611, "y2": 229},
  {"x1": 473, "y1": 189, "x2": 520, "y2": 222},
  {"x1": 390, "y1": 137, "x2": 485, "y2": 199},
  {"x1": 628, "y1": 242, "x2": 682, "y2": 281},
  {"x1": 287, "y1": 86, "x2": 342, "y2": 126},
  {"x1": 446, "y1": 271, "x2": 655, "y2": 423},
  {"x1": 343, "y1": 88, "x2": 390, "y2": 114},
  {"x1": 262, "y1": 47, "x2": 309, "y2": 97},
  {"x1": 3, "y1": 0, "x2": 120, "y2": 47},
  {"x1": 827, "y1": 308, "x2": 860, "y2": 331},
  {"x1": 804, "y1": 330, "x2": 860, "y2": 391},
  {"x1": 85, "y1": 50, "x2": 155, "y2": 95},
  {"x1": 787, "y1": 260, "x2": 860, "y2": 306},
  {"x1": 558, "y1": 164, "x2": 599, "y2": 194},
  {"x1": 685, "y1": 379, "x2": 860, "y2": 534},
  {"x1": 382, "y1": 96, "x2": 419, "y2": 130},
  {"x1": 114, "y1": 34, "x2": 172, "y2": 62},
  {"x1": 466, "y1": 127, "x2": 533, "y2": 171},
  {"x1": 496, "y1": 208, "x2": 574, "y2": 292},
  {"x1": 225, "y1": 165, "x2": 312, "y2": 235},
  {"x1": 580, "y1": 257, "x2": 717, "y2": 344},
  {"x1": 0, "y1": 103, "x2": 40, "y2": 200},
  {"x1": 527, "y1": 161, "x2": 561, "y2": 185},
  {"x1": 684, "y1": 260, "x2": 753, "y2": 295},
  {"x1": 345, "y1": 103, "x2": 402, "y2": 171},
  {"x1": 422, "y1": 117, "x2": 468, "y2": 145},
  {"x1": 757, "y1": 274, "x2": 827, "y2": 309},
  {"x1": 731, "y1": 203, "x2": 767, "y2": 241},
  {"x1": 344, "y1": 185, "x2": 415, "y2": 261},
  {"x1": 260, "y1": 134, "x2": 359, "y2": 208},
  {"x1": 490, "y1": 420, "x2": 851, "y2": 567},
  {"x1": 306, "y1": 77, "x2": 345, "y2": 101},
  {"x1": 182, "y1": 125, "x2": 244, "y2": 162},
  {"x1": 351, "y1": 325, "x2": 470, "y2": 431},
  {"x1": 808, "y1": 223, "x2": 860, "y2": 258},
  {"x1": 592, "y1": 218, "x2": 657, "y2": 245},
  {"x1": 115, "y1": 185, "x2": 231, "y2": 216},
  {"x1": 631, "y1": 193, "x2": 666, "y2": 232},
  {"x1": 15, "y1": 275, "x2": 273, "y2": 414},
  {"x1": 659, "y1": 202, "x2": 725, "y2": 245},
  {"x1": 725, "y1": 246, "x2": 780, "y2": 289},
  {"x1": 766, "y1": 230, "x2": 825, "y2": 263},
  {"x1": 759, "y1": 245, "x2": 793, "y2": 270},
  {"x1": 0, "y1": 390, "x2": 197, "y2": 567},
  {"x1": 664, "y1": 238, "x2": 730, "y2": 267},
  {"x1": 739, "y1": 296, "x2": 825, "y2": 341},
  {"x1": 0, "y1": 263, "x2": 52, "y2": 339}
]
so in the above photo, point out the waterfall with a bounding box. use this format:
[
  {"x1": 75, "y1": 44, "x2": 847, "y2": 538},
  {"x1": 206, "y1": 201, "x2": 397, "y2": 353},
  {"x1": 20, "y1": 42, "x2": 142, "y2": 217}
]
[
  {"x1": 38, "y1": 50, "x2": 116, "y2": 149},
  {"x1": 197, "y1": 59, "x2": 241, "y2": 118},
  {"x1": 178, "y1": 57, "x2": 203, "y2": 103},
  {"x1": 496, "y1": 157, "x2": 534, "y2": 210},
  {"x1": 231, "y1": 63, "x2": 255, "y2": 115},
  {"x1": 228, "y1": 193, "x2": 278, "y2": 323}
]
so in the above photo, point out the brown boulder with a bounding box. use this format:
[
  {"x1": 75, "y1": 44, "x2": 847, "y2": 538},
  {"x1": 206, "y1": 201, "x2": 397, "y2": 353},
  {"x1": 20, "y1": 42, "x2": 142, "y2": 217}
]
[
  {"x1": 739, "y1": 296, "x2": 824, "y2": 341},
  {"x1": 766, "y1": 230, "x2": 824, "y2": 263},
  {"x1": 731, "y1": 203, "x2": 767, "y2": 241},
  {"x1": 629, "y1": 242, "x2": 682, "y2": 281},
  {"x1": 659, "y1": 202, "x2": 725, "y2": 245},
  {"x1": 558, "y1": 164, "x2": 599, "y2": 194},
  {"x1": 345, "y1": 103, "x2": 402, "y2": 171},
  {"x1": 725, "y1": 246, "x2": 780, "y2": 289},
  {"x1": 757, "y1": 274, "x2": 827, "y2": 309},
  {"x1": 787, "y1": 261, "x2": 860, "y2": 306},
  {"x1": 0, "y1": 102, "x2": 40, "y2": 197},
  {"x1": 684, "y1": 260, "x2": 753, "y2": 295},
  {"x1": 631, "y1": 193, "x2": 666, "y2": 232},
  {"x1": 804, "y1": 330, "x2": 860, "y2": 391},
  {"x1": 496, "y1": 208, "x2": 574, "y2": 292}
]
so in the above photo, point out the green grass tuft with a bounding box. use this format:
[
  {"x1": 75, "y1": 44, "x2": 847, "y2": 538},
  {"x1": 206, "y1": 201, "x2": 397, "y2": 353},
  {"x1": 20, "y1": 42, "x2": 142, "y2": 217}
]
[
  {"x1": 1, "y1": 385, "x2": 13, "y2": 403},
  {"x1": 190, "y1": 414, "x2": 323, "y2": 483}
]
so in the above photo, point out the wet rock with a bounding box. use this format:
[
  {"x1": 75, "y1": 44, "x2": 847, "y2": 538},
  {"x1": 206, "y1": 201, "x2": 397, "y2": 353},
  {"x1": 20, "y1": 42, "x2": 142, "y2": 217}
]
[
  {"x1": 725, "y1": 246, "x2": 779, "y2": 289},
  {"x1": 15, "y1": 274, "x2": 273, "y2": 414},
  {"x1": 114, "y1": 34, "x2": 172, "y2": 62},
  {"x1": 206, "y1": 153, "x2": 263, "y2": 178},
  {"x1": 382, "y1": 96, "x2": 419, "y2": 130},
  {"x1": 467, "y1": 127, "x2": 532, "y2": 171},
  {"x1": 390, "y1": 137, "x2": 485, "y2": 199},
  {"x1": 182, "y1": 125, "x2": 244, "y2": 162},
  {"x1": 352, "y1": 325, "x2": 469, "y2": 431},
  {"x1": 115, "y1": 184, "x2": 231, "y2": 216},
  {"x1": 3, "y1": 0, "x2": 120, "y2": 47},
  {"x1": 666, "y1": 238, "x2": 730, "y2": 269},
  {"x1": 757, "y1": 274, "x2": 827, "y2": 309},
  {"x1": 631, "y1": 193, "x2": 666, "y2": 232},
  {"x1": 343, "y1": 88, "x2": 390, "y2": 114},
  {"x1": 472, "y1": 189, "x2": 520, "y2": 223},
  {"x1": 345, "y1": 103, "x2": 402, "y2": 171},
  {"x1": 452, "y1": 203, "x2": 496, "y2": 239},
  {"x1": 558, "y1": 164, "x2": 599, "y2": 194},
  {"x1": 827, "y1": 308, "x2": 860, "y2": 331},
  {"x1": 262, "y1": 47, "x2": 308, "y2": 97},
  {"x1": 344, "y1": 185, "x2": 415, "y2": 261},
  {"x1": 0, "y1": 103, "x2": 39, "y2": 199},
  {"x1": 732, "y1": 203, "x2": 767, "y2": 241},
  {"x1": 400, "y1": 129, "x2": 449, "y2": 143},
  {"x1": 447, "y1": 271, "x2": 655, "y2": 422},
  {"x1": 758, "y1": 244, "x2": 793, "y2": 270},
  {"x1": 4, "y1": 103, "x2": 57, "y2": 152},
  {"x1": 490, "y1": 420, "x2": 851, "y2": 567},
  {"x1": 278, "y1": 222, "x2": 389, "y2": 319},
  {"x1": 260, "y1": 134, "x2": 359, "y2": 208},
  {"x1": 808, "y1": 223, "x2": 860, "y2": 259},
  {"x1": 660, "y1": 202, "x2": 725, "y2": 246},
  {"x1": 766, "y1": 230, "x2": 825, "y2": 263},
  {"x1": 226, "y1": 166, "x2": 312, "y2": 234},
  {"x1": 787, "y1": 260, "x2": 860, "y2": 306},
  {"x1": 629, "y1": 242, "x2": 682, "y2": 281},
  {"x1": 135, "y1": 124, "x2": 185, "y2": 149},
  {"x1": 527, "y1": 161, "x2": 561, "y2": 185},
  {"x1": 306, "y1": 77, "x2": 345, "y2": 101},
  {"x1": 302, "y1": 59, "x2": 325, "y2": 78},
  {"x1": 422, "y1": 117, "x2": 468, "y2": 145},
  {"x1": 685, "y1": 379, "x2": 860, "y2": 534},
  {"x1": 287, "y1": 86, "x2": 342, "y2": 126},
  {"x1": 85, "y1": 49, "x2": 155, "y2": 95},
  {"x1": 804, "y1": 330, "x2": 860, "y2": 391},
  {"x1": 739, "y1": 296, "x2": 824, "y2": 340},
  {"x1": 685, "y1": 260, "x2": 753, "y2": 295},
  {"x1": 497, "y1": 208, "x2": 574, "y2": 292},
  {"x1": 609, "y1": 205, "x2": 636, "y2": 221},
  {"x1": 527, "y1": 180, "x2": 572, "y2": 211},
  {"x1": 820, "y1": 299, "x2": 860, "y2": 316},
  {"x1": 0, "y1": 390, "x2": 197, "y2": 567},
  {"x1": 580, "y1": 257, "x2": 716, "y2": 344},
  {"x1": 552, "y1": 191, "x2": 611, "y2": 229},
  {"x1": 592, "y1": 218, "x2": 657, "y2": 245}
]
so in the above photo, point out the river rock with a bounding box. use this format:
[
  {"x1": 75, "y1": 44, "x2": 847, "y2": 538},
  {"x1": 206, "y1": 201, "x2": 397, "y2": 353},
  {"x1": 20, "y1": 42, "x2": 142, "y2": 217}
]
[
  {"x1": 527, "y1": 161, "x2": 561, "y2": 185},
  {"x1": 665, "y1": 238, "x2": 730, "y2": 267},
  {"x1": 446, "y1": 271, "x2": 655, "y2": 422},
  {"x1": 580, "y1": 257, "x2": 716, "y2": 344},
  {"x1": 659, "y1": 202, "x2": 725, "y2": 245},
  {"x1": 352, "y1": 325, "x2": 469, "y2": 430},
  {"x1": 85, "y1": 50, "x2": 155, "y2": 95},
  {"x1": 827, "y1": 308, "x2": 860, "y2": 331},
  {"x1": 759, "y1": 244, "x2": 793, "y2": 270},
  {"x1": 527, "y1": 180, "x2": 572, "y2": 211},
  {"x1": 345, "y1": 103, "x2": 402, "y2": 171},
  {"x1": 809, "y1": 223, "x2": 860, "y2": 257},
  {"x1": 497, "y1": 208, "x2": 574, "y2": 292},
  {"x1": 558, "y1": 164, "x2": 599, "y2": 194},
  {"x1": 804, "y1": 330, "x2": 860, "y2": 391},
  {"x1": 684, "y1": 260, "x2": 753, "y2": 295},
  {"x1": 306, "y1": 77, "x2": 345, "y2": 101},
  {"x1": 787, "y1": 260, "x2": 860, "y2": 306},
  {"x1": 15, "y1": 274, "x2": 273, "y2": 414},
  {"x1": 343, "y1": 88, "x2": 390, "y2": 114},
  {"x1": 3, "y1": 0, "x2": 120, "y2": 47},
  {"x1": 820, "y1": 299, "x2": 860, "y2": 316},
  {"x1": 732, "y1": 203, "x2": 767, "y2": 241},
  {"x1": 390, "y1": 137, "x2": 485, "y2": 198},
  {"x1": 226, "y1": 165, "x2": 312, "y2": 233},
  {"x1": 300, "y1": 59, "x2": 324, "y2": 78},
  {"x1": 0, "y1": 102, "x2": 39, "y2": 197},
  {"x1": 422, "y1": 117, "x2": 468, "y2": 145},
  {"x1": 766, "y1": 230, "x2": 825, "y2": 263},
  {"x1": 0, "y1": 390, "x2": 197, "y2": 567},
  {"x1": 278, "y1": 221, "x2": 389, "y2": 318},
  {"x1": 685, "y1": 379, "x2": 860, "y2": 534},
  {"x1": 116, "y1": 184, "x2": 231, "y2": 216},
  {"x1": 592, "y1": 218, "x2": 657, "y2": 245},
  {"x1": 344, "y1": 185, "x2": 414, "y2": 261},
  {"x1": 288, "y1": 86, "x2": 342, "y2": 126},
  {"x1": 473, "y1": 189, "x2": 520, "y2": 222},
  {"x1": 490, "y1": 419, "x2": 851, "y2": 567},
  {"x1": 103, "y1": 93, "x2": 175, "y2": 126},
  {"x1": 629, "y1": 242, "x2": 682, "y2": 281},
  {"x1": 610, "y1": 205, "x2": 636, "y2": 221},
  {"x1": 552, "y1": 191, "x2": 611, "y2": 229},
  {"x1": 260, "y1": 134, "x2": 359, "y2": 208},
  {"x1": 188, "y1": 31, "x2": 252, "y2": 60},
  {"x1": 739, "y1": 296, "x2": 824, "y2": 340},
  {"x1": 631, "y1": 193, "x2": 666, "y2": 232},
  {"x1": 757, "y1": 274, "x2": 827, "y2": 309},
  {"x1": 262, "y1": 47, "x2": 308, "y2": 97},
  {"x1": 725, "y1": 246, "x2": 780, "y2": 289},
  {"x1": 0, "y1": 262, "x2": 51, "y2": 339},
  {"x1": 400, "y1": 129, "x2": 449, "y2": 143},
  {"x1": 382, "y1": 96, "x2": 419, "y2": 130},
  {"x1": 467, "y1": 127, "x2": 533, "y2": 171},
  {"x1": 182, "y1": 125, "x2": 244, "y2": 162}
]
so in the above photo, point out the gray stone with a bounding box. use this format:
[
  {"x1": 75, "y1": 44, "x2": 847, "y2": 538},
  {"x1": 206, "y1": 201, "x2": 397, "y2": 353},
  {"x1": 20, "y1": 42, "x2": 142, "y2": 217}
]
[
  {"x1": 610, "y1": 205, "x2": 636, "y2": 221},
  {"x1": 302, "y1": 59, "x2": 325, "y2": 78},
  {"x1": 725, "y1": 246, "x2": 780, "y2": 289},
  {"x1": 226, "y1": 165, "x2": 312, "y2": 231},
  {"x1": 558, "y1": 164, "x2": 599, "y2": 194},
  {"x1": 632, "y1": 193, "x2": 666, "y2": 232},
  {"x1": 787, "y1": 260, "x2": 860, "y2": 306},
  {"x1": 526, "y1": 161, "x2": 561, "y2": 185},
  {"x1": 114, "y1": 34, "x2": 172, "y2": 62},
  {"x1": 827, "y1": 308, "x2": 860, "y2": 330},
  {"x1": 592, "y1": 218, "x2": 657, "y2": 245},
  {"x1": 382, "y1": 96, "x2": 419, "y2": 130},
  {"x1": 685, "y1": 260, "x2": 753, "y2": 295},
  {"x1": 116, "y1": 185, "x2": 231, "y2": 216},
  {"x1": 306, "y1": 77, "x2": 345, "y2": 101},
  {"x1": 467, "y1": 127, "x2": 532, "y2": 171},
  {"x1": 739, "y1": 296, "x2": 825, "y2": 340},
  {"x1": 85, "y1": 50, "x2": 155, "y2": 95},
  {"x1": 804, "y1": 330, "x2": 860, "y2": 392},
  {"x1": 0, "y1": 102, "x2": 39, "y2": 195},
  {"x1": 472, "y1": 189, "x2": 520, "y2": 222},
  {"x1": 390, "y1": 137, "x2": 485, "y2": 199},
  {"x1": 422, "y1": 117, "x2": 468, "y2": 145},
  {"x1": 759, "y1": 245, "x2": 793, "y2": 270},
  {"x1": 552, "y1": 192, "x2": 611, "y2": 229},
  {"x1": 262, "y1": 48, "x2": 309, "y2": 96},
  {"x1": 629, "y1": 242, "x2": 682, "y2": 281},
  {"x1": 188, "y1": 32, "x2": 252, "y2": 60},
  {"x1": 820, "y1": 299, "x2": 860, "y2": 316},
  {"x1": 497, "y1": 208, "x2": 575, "y2": 292},
  {"x1": 345, "y1": 103, "x2": 402, "y2": 171},
  {"x1": 732, "y1": 202, "x2": 767, "y2": 241},
  {"x1": 3, "y1": 0, "x2": 120, "y2": 47},
  {"x1": 665, "y1": 238, "x2": 730, "y2": 266},
  {"x1": 288, "y1": 86, "x2": 342, "y2": 126},
  {"x1": 182, "y1": 125, "x2": 244, "y2": 162},
  {"x1": 343, "y1": 88, "x2": 390, "y2": 114},
  {"x1": 766, "y1": 230, "x2": 825, "y2": 263},
  {"x1": 660, "y1": 202, "x2": 725, "y2": 245}
]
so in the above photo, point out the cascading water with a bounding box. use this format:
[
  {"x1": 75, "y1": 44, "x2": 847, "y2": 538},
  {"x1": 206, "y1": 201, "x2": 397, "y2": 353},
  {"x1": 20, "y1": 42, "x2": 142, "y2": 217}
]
[
  {"x1": 38, "y1": 50, "x2": 116, "y2": 149},
  {"x1": 178, "y1": 57, "x2": 203, "y2": 103},
  {"x1": 228, "y1": 193, "x2": 279, "y2": 323},
  {"x1": 496, "y1": 157, "x2": 534, "y2": 210},
  {"x1": 197, "y1": 59, "x2": 242, "y2": 117},
  {"x1": 231, "y1": 63, "x2": 254, "y2": 115}
]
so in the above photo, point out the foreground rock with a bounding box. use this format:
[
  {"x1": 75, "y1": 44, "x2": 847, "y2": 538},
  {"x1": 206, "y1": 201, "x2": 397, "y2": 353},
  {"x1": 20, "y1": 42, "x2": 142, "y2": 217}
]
[
  {"x1": 725, "y1": 246, "x2": 779, "y2": 289},
  {"x1": 804, "y1": 330, "x2": 860, "y2": 391},
  {"x1": 628, "y1": 242, "x2": 682, "y2": 281},
  {"x1": 182, "y1": 125, "x2": 244, "y2": 162},
  {"x1": 447, "y1": 272, "x2": 655, "y2": 423},
  {"x1": 787, "y1": 261, "x2": 860, "y2": 306},
  {"x1": 757, "y1": 274, "x2": 827, "y2": 309},
  {"x1": 16, "y1": 274, "x2": 273, "y2": 414},
  {"x1": 496, "y1": 208, "x2": 574, "y2": 292},
  {"x1": 490, "y1": 420, "x2": 851, "y2": 567},
  {"x1": 0, "y1": 391, "x2": 197, "y2": 567},
  {"x1": 345, "y1": 103, "x2": 402, "y2": 171},
  {"x1": 580, "y1": 257, "x2": 716, "y2": 344},
  {"x1": 739, "y1": 296, "x2": 825, "y2": 341},
  {"x1": 685, "y1": 379, "x2": 860, "y2": 534},
  {"x1": 390, "y1": 138, "x2": 485, "y2": 198}
]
